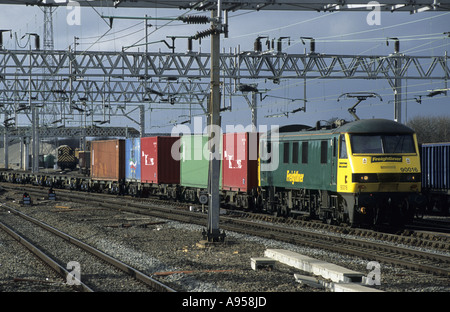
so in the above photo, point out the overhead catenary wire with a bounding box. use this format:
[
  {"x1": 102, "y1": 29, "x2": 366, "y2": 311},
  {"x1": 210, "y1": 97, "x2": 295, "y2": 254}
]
[
  {"x1": 244, "y1": 28, "x2": 449, "y2": 110},
  {"x1": 226, "y1": 10, "x2": 450, "y2": 42}
]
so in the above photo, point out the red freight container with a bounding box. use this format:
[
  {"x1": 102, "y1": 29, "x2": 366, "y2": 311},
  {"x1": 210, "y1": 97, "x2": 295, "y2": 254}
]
[
  {"x1": 91, "y1": 140, "x2": 125, "y2": 181},
  {"x1": 141, "y1": 136, "x2": 180, "y2": 184},
  {"x1": 222, "y1": 132, "x2": 259, "y2": 192}
]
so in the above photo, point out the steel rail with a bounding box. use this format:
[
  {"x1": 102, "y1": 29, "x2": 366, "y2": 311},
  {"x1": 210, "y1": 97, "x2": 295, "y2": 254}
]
[
  {"x1": 3, "y1": 183, "x2": 450, "y2": 278},
  {"x1": 222, "y1": 218, "x2": 450, "y2": 277},
  {"x1": 0, "y1": 206, "x2": 94, "y2": 292},
  {"x1": 0, "y1": 203, "x2": 177, "y2": 292}
]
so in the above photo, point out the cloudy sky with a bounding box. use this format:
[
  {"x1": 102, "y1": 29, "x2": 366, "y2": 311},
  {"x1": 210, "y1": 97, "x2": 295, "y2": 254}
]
[{"x1": 0, "y1": 4, "x2": 449, "y2": 134}]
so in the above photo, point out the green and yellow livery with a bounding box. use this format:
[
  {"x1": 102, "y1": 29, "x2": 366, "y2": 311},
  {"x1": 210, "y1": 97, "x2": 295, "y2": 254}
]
[{"x1": 258, "y1": 119, "x2": 423, "y2": 227}]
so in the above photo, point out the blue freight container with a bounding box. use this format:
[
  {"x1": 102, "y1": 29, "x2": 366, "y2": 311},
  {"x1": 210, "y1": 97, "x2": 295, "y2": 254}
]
[
  {"x1": 125, "y1": 138, "x2": 141, "y2": 182},
  {"x1": 421, "y1": 142, "x2": 449, "y2": 192}
]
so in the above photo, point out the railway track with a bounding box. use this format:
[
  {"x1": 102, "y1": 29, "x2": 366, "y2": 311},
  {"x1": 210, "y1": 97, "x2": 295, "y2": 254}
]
[
  {"x1": 0, "y1": 201, "x2": 176, "y2": 292},
  {"x1": 223, "y1": 218, "x2": 450, "y2": 277},
  {"x1": 408, "y1": 218, "x2": 450, "y2": 234},
  {"x1": 2, "y1": 183, "x2": 449, "y2": 279}
]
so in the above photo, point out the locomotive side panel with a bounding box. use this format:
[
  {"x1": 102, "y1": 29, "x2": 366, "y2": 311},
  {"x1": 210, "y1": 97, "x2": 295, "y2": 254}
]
[{"x1": 260, "y1": 132, "x2": 337, "y2": 192}]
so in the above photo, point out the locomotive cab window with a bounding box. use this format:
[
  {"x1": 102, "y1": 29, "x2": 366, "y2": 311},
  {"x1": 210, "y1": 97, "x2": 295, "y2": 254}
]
[
  {"x1": 320, "y1": 140, "x2": 327, "y2": 164},
  {"x1": 302, "y1": 142, "x2": 308, "y2": 164},
  {"x1": 339, "y1": 135, "x2": 348, "y2": 159},
  {"x1": 283, "y1": 142, "x2": 290, "y2": 164},
  {"x1": 292, "y1": 142, "x2": 299, "y2": 164},
  {"x1": 350, "y1": 134, "x2": 416, "y2": 154}
]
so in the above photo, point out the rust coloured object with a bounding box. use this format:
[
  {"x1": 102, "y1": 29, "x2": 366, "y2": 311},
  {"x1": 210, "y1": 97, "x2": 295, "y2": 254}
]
[{"x1": 91, "y1": 140, "x2": 125, "y2": 181}]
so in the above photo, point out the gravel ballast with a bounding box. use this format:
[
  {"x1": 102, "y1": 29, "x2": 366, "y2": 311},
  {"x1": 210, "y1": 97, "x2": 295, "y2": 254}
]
[{"x1": 0, "y1": 188, "x2": 449, "y2": 293}]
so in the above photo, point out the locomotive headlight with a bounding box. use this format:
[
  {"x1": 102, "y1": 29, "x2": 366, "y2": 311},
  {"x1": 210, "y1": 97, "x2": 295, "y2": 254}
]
[
  {"x1": 402, "y1": 173, "x2": 421, "y2": 182},
  {"x1": 352, "y1": 173, "x2": 378, "y2": 183}
]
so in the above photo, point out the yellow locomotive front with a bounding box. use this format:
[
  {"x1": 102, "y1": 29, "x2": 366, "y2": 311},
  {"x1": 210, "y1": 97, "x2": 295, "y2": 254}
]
[{"x1": 336, "y1": 119, "x2": 423, "y2": 226}]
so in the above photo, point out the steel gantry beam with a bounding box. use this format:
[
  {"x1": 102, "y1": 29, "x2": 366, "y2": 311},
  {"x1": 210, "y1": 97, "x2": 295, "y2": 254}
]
[
  {"x1": 0, "y1": 50, "x2": 448, "y2": 81},
  {"x1": 0, "y1": 49, "x2": 448, "y2": 120},
  {"x1": 1, "y1": 126, "x2": 140, "y2": 138}
]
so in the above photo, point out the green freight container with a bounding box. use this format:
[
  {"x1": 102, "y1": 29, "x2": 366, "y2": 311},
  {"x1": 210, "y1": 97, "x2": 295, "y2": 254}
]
[{"x1": 180, "y1": 134, "x2": 222, "y2": 188}]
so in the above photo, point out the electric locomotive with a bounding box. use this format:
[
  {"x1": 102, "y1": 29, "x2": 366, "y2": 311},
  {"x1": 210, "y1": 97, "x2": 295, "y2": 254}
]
[{"x1": 258, "y1": 119, "x2": 423, "y2": 227}]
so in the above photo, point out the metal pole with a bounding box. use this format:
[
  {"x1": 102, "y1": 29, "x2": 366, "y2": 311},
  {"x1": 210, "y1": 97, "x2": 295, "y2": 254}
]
[
  {"x1": 389, "y1": 38, "x2": 402, "y2": 123},
  {"x1": 139, "y1": 105, "x2": 145, "y2": 137},
  {"x1": 4, "y1": 121, "x2": 8, "y2": 169},
  {"x1": 205, "y1": 8, "x2": 224, "y2": 242},
  {"x1": 24, "y1": 137, "x2": 29, "y2": 170},
  {"x1": 34, "y1": 103, "x2": 40, "y2": 172},
  {"x1": 20, "y1": 136, "x2": 23, "y2": 169},
  {"x1": 394, "y1": 56, "x2": 402, "y2": 123},
  {"x1": 30, "y1": 47, "x2": 37, "y2": 173},
  {"x1": 251, "y1": 91, "x2": 257, "y2": 132}
]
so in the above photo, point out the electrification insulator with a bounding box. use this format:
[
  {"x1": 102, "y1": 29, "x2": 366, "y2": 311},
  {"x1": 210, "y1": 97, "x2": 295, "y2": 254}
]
[
  {"x1": 301, "y1": 37, "x2": 315, "y2": 54},
  {"x1": 187, "y1": 38, "x2": 193, "y2": 52},
  {"x1": 254, "y1": 38, "x2": 262, "y2": 52},
  {"x1": 254, "y1": 36, "x2": 269, "y2": 53},
  {"x1": 180, "y1": 15, "x2": 210, "y2": 24},
  {"x1": 35, "y1": 35, "x2": 40, "y2": 51},
  {"x1": 387, "y1": 37, "x2": 400, "y2": 54},
  {"x1": 310, "y1": 39, "x2": 315, "y2": 54},
  {"x1": 277, "y1": 37, "x2": 290, "y2": 53},
  {"x1": 194, "y1": 28, "x2": 216, "y2": 40}
]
